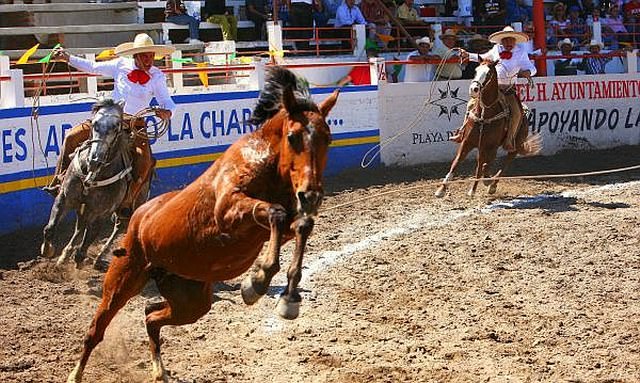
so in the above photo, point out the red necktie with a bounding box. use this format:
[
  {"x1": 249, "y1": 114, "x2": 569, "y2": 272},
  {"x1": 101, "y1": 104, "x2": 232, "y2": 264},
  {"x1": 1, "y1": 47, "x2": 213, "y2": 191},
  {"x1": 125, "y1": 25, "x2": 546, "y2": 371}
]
[
  {"x1": 127, "y1": 69, "x2": 150, "y2": 85},
  {"x1": 499, "y1": 51, "x2": 513, "y2": 60}
]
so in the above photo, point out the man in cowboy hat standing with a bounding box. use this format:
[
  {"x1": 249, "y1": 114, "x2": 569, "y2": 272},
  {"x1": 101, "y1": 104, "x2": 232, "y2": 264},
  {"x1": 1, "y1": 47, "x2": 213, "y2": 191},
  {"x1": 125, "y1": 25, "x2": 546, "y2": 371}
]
[
  {"x1": 44, "y1": 33, "x2": 176, "y2": 219},
  {"x1": 554, "y1": 38, "x2": 579, "y2": 76},
  {"x1": 432, "y1": 29, "x2": 463, "y2": 81},
  {"x1": 454, "y1": 25, "x2": 536, "y2": 152}
]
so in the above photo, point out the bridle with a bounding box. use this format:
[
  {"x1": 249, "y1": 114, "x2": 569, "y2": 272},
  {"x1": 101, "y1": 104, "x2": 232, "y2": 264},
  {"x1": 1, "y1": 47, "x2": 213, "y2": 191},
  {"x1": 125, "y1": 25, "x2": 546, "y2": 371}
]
[{"x1": 71, "y1": 111, "x2": 133, "y2": 189}]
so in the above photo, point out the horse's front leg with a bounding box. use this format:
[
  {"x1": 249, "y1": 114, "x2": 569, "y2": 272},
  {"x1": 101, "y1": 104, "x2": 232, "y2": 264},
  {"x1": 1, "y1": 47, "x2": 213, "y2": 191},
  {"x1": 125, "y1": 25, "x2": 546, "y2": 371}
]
[
  {"x1": 435, "y1": 142, "x2": 473, "y2": 198},
  {"x1": 240, "y1": 203, "x2": 287, "y2": 305},
  {"x1": 57, "y1": 207, "x2": 88, "y2": 266},
  {"x1": 42, "y1": 192, "x2": 69, "y2": 258},
  {"x1": 276, "y1": 216, "x2": 314, "y2": 320}
]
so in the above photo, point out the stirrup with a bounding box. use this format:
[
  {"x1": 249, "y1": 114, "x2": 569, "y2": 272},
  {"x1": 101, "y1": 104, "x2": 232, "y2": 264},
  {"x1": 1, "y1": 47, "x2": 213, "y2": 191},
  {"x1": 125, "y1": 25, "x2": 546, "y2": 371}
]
[{"x1": 42, "y1": 185, "x2": 60, "y2": 197}]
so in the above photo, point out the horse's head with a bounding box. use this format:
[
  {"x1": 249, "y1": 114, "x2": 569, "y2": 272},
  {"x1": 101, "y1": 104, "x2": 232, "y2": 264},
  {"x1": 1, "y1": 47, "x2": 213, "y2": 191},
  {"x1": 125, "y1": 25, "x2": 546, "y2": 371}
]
[
  {"x1": 88, "y1": 99, "x2": 124, "y2": 172},
  {"x1": 469, "y1": 60, "x2": 498, "y2": 98},
  {"x1": 280, "y1": 86, "x2": 339, "y2": 217}
]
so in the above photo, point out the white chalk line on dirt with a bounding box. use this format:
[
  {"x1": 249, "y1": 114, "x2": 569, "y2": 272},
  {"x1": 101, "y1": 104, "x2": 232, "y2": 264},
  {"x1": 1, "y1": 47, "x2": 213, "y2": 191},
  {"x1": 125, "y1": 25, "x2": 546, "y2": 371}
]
[{"x1": 261, "y1": 180, "x2": 640, "y2": 332}]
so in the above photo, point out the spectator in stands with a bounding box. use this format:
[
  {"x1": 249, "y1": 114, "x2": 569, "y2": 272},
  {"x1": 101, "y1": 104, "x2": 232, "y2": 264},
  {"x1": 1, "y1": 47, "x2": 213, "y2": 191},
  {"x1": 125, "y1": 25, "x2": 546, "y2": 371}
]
[
  {"x1": 288, "y1": 0, "x2": 315, "y2": 52},
  {"x1": 360, "y1": 0, "x2": 392, "y2": 48},
  {"x1": 623, "y1": 0, "x2": 640, "y2": 47},
  {"x1": 45, "y1": 34, "x2": 175, "y2": 217},
  {"x1": 404, "y1": 36, "x2": 438, "y2": 82},
  {"x1": 547, "y1": 2, "x2": 568, "y2": 47},
  {"x1": 335, "y1": 0, "x2": 366, "y2": 27},
  {"x1": 204, "y1": 0, "x2": 238, "y2": 41},
  {"x1": 455, "y1": 0, "x2": 473, "y2": 27},
  {"x1": 473, "y1": 0, "x2": 506, "y2": 33},
  {"x1": 554, "y1": 38, "x2": 580, "y2": 75},
  {"x1": 165, "y1": 0, "x2": 203, "y2": 44},
  {"x1": 563, "y1": 5, "x2": 590, "y2": 48},
  {"x1": 334, "y1": 0, "x2": 366, "y2": 51},
  {"x1": 246, "y1": 0, "x2": 270, "y2": 40},
  {"x1": 432, "y1": 29, "x2": 463, "y2": 80},
  {"x1": 313, "y1": 0, "x2": 329, "y2": 27},
  {"x1": 397, "y1": 0, "x2": 428, "y2": 26},
  {"x1": 578, "y1": 39, "x2": 613, "y2": 73},
  {"x1": 505, "y1": 0, "x2": 532, "y2": 24},
  {"x1": 461, "y1": 33, "x2": 493, "y2": 79},
  {"x1": 602, "y1": 4, "x2": 629, "y2": 49}
]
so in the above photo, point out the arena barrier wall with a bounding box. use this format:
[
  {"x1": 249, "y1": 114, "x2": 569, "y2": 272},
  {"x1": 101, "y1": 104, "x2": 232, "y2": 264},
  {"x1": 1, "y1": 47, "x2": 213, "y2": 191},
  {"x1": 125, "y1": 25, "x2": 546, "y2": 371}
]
[
  {"x1": 379, "y1": 73, "x2": 640, "y2": 166},
  {"x1": 0, "y1": 86, "x2": 379, "y2": 235}
]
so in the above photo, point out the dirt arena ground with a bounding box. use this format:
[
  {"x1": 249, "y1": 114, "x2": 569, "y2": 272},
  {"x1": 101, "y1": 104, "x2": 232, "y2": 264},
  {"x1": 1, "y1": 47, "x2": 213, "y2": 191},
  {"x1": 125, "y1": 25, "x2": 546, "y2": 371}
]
[{"x1": 1, "y1": 146, "x2": 640, "y2": 383}]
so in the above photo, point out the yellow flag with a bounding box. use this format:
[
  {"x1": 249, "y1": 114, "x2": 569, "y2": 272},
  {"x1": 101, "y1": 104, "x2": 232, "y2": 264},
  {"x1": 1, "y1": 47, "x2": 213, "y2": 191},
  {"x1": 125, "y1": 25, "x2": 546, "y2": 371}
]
[
  {"x1": 16, "y1": 44, "x2": 40, "y2": 65},
  {"x1": 196, "y1": 62, "x2": 208, "y2": 88},
  {"x1": 376, "y1": 33, "x2": 395, "y2": 43},
  {"x1": 96, "y1": 49, "x2": 115, "y2": 60}
]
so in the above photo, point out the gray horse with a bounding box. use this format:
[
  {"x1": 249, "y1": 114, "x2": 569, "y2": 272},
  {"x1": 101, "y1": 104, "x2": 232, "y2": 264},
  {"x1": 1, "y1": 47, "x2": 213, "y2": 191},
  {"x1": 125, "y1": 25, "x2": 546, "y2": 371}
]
[{"x1": 41, "y1": 98, "x2": 138, "y2": 268}]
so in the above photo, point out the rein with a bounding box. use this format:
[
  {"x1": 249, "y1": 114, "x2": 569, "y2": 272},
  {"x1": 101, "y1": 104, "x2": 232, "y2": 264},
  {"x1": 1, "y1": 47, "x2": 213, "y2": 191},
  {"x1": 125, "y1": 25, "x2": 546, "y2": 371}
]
[{"x1": 70, "y1": 123, "x2": 133, "y2": 189}]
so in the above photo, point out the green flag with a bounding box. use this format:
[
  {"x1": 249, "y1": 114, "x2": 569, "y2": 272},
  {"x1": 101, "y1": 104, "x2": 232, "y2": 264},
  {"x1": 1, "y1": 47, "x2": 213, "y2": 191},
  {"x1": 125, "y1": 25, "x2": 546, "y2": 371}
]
[
  {"x1": 38, "y1": 43, "x2": 61, "y2": 64},
  {"x1": 171, "y1": 58, "x2": 193, "y2": 63}
]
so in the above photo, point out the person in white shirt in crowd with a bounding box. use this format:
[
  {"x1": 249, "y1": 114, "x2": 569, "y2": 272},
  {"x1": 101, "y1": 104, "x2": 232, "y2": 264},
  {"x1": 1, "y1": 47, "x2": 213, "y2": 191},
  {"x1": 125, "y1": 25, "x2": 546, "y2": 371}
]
[
  {"x1": 404, "y1": 36, "x2": 438, "y2": 82},
  {"x1": 456, "y1": 26, "x2": 536, "y2": 151},
  {"x1": 45, "y1": 34, "x2": 176, "y2": 218},
  {"x1": 432, "y1": 29, "x2": 463, "y2": 80}
]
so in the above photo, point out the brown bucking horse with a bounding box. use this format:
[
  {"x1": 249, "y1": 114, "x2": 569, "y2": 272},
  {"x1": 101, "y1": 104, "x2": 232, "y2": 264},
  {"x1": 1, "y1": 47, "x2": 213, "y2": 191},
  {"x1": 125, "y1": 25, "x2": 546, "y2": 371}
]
[
  {"x1": 65, "y1": 66, "x2": 339, "y2": 383},
  {"x1": 435, "y1": 60, "x2": 541, "y2": 198}
]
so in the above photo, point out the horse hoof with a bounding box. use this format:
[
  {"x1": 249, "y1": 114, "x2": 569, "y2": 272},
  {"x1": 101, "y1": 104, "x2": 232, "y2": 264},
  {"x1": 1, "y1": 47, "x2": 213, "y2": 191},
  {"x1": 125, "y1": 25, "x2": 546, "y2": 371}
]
[
  {"x1": 41, "y1": 242, "x2": 55, "y2": 258},
  {"x1": 487, "y1": 184, "x2": 497, "y2": 195},
  {"x1": 467, "y1": 189, "x2": 476, "y2": 198},
  {"x1": 240, "y1": 276, "x2": 264, "y2": 305},
  {"x1": 66, "y1": 363, "x2": 83, "y2": 383},
  {"x1": 276, "y1": 297, "x2": 300, "y2": 320},
  {"x1": 434, "y1": 186, "x2": 446, "y2": 198}
]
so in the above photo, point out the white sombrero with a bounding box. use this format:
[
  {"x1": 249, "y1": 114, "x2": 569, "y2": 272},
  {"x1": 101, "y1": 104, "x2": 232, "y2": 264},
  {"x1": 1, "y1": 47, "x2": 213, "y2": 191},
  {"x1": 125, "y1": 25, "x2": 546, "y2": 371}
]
[
  {"x1": 588, "y1": 39, "x2": 604, "y2": 49},
  {"x1": 557, "y1": 38, "x2": 574, "y2": 50},
  {"x1": 114, "y1": 33, "x2": 176, "y2": 57},
  {"x1": 489, "y1": 26, "x2": 529, "y2": 44},
  {"x1": 415, "y1": 36, "x2": 432, "y2": 47}
]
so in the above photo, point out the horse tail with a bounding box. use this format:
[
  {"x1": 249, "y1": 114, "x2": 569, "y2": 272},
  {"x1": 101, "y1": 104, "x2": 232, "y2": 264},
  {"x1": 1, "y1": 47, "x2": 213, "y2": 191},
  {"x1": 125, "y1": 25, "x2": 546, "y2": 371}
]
[{"x1": 518, "y1": 133, "x2": 543, "y2": 157}]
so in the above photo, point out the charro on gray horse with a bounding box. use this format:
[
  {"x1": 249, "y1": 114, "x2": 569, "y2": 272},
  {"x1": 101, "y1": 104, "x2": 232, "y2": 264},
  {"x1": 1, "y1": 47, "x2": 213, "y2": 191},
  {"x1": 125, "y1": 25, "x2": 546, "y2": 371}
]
[{"x1": 41, "y1": 98, "x2": 143, "y2": 268}]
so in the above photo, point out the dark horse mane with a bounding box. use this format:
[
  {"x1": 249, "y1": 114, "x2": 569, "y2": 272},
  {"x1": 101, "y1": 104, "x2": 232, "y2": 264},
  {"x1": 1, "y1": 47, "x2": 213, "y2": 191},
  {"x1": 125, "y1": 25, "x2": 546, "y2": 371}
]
[
  {"x1": 249, "y1": 66, "x2": 316, "y2": 126},
  {"x1": 91, "y1": 98, "x2": 123, "y2": 114}
]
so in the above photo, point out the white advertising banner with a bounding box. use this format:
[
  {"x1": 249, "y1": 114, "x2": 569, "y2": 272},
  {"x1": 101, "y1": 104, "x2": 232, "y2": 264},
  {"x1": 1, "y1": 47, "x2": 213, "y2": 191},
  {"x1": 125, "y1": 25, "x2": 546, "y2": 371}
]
[{"x1": 379, "y1": 73, "x2": 640, "y2": 167}]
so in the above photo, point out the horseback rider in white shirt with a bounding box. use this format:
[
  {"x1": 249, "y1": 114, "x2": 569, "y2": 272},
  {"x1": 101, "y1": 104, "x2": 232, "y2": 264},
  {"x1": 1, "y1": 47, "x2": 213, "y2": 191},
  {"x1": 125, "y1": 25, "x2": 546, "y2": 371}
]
[
  {"x1": 454, "y1": 26, "x2": 536, "y2": 152},
  {"x1": 44, "y1": 33, "x2": 176, "y2": 219}
]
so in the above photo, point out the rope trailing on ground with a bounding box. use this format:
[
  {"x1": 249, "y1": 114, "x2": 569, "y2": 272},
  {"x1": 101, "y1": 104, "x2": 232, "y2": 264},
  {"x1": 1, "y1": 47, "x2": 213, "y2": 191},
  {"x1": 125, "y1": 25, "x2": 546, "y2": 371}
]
[{"x1": 321, "y1": 163, "x2": 640, "y2": 212}]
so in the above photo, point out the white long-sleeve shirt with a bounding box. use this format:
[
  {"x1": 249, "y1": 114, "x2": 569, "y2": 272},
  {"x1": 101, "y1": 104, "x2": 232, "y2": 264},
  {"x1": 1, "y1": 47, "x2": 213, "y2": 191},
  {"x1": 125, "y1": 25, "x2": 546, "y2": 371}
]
[
  {"x1": 69, "y1": 56, "x2": 177, "y2": 116},
  {"x1": 469, "y1": 44, "x2": 536, "y2": 86}
]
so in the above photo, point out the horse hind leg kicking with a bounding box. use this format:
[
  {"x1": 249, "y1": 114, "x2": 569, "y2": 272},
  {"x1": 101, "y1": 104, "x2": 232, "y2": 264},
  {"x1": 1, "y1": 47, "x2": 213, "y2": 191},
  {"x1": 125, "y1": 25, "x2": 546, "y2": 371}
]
[
  {"x1": 145, "y1": 272, "x2": 213, "y2": 382},
  {"x1": 66, "y1": 236, "x2": 151, "y2": 383}
]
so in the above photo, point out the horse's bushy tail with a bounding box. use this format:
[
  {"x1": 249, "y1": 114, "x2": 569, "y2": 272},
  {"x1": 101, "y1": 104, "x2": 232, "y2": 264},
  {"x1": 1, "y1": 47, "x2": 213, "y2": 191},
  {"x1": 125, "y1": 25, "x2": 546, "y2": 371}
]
[{"x1": 518, "y1": 133, "x2": 543, "y2": 157}]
